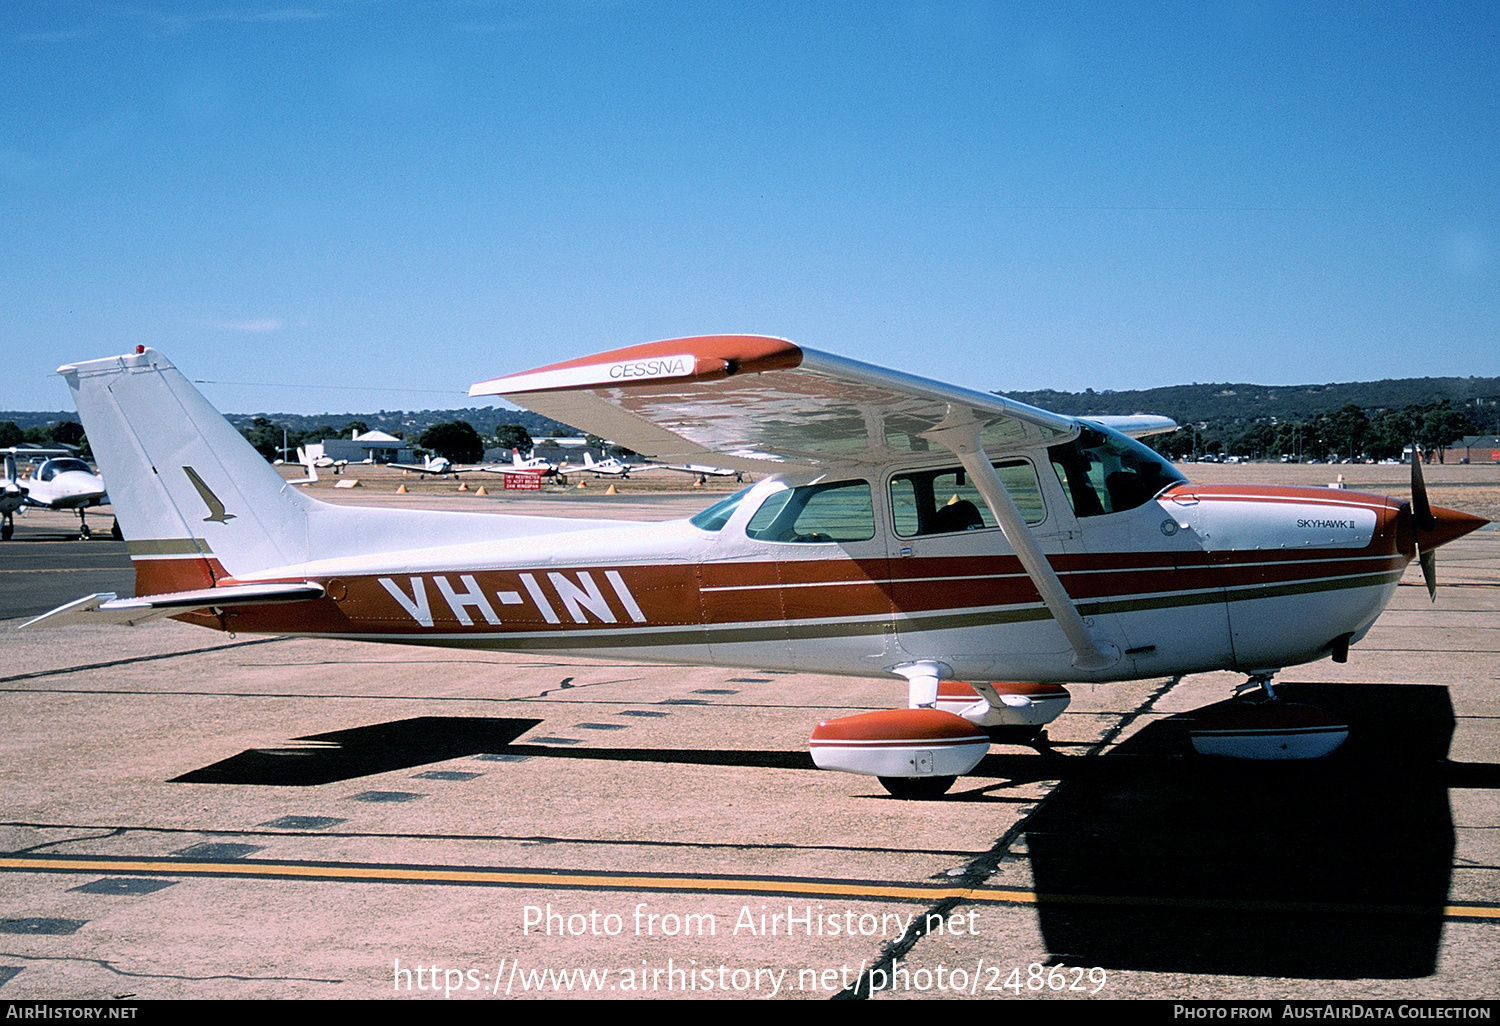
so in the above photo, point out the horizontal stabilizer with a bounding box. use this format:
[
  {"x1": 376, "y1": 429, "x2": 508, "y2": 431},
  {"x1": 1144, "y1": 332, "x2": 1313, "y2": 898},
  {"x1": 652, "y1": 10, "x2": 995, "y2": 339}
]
[{"x1": 21, "y1": 582, "x2": 325, "y2": 630}]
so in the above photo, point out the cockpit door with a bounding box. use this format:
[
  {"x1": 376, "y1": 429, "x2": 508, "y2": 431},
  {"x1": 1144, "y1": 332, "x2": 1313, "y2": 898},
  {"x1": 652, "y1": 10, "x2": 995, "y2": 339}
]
[{"x1": 887, "y1": 457, "x2": 1085, "y2": 680}]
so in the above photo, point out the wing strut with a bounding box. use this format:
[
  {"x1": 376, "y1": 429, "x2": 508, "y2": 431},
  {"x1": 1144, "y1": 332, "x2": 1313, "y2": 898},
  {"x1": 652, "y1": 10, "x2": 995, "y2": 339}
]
[{"x1": 924, "y1": 413, "x2": 1120, "y2": 672}]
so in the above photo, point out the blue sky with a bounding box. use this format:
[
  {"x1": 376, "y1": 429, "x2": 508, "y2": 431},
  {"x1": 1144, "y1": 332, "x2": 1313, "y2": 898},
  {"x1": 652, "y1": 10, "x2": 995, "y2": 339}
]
[{"x1": 2, "y1": 1, "x2": 1496, "y2": 416}]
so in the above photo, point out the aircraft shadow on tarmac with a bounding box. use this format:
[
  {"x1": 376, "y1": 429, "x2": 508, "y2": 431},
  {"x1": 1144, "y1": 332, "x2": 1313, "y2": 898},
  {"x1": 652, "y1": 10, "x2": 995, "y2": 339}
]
[
  {"x1": 1021, "y1": 682, "x2": 1468, "y2": 980},
  {"x1": 173, "y1": 686, "x2": 1492, "y2": 980},
  {"x1": 174, "y1": 716, "x2": 822, "y2": 787},
  {"x1": 172, "y1": 716, "x2": 544, "y2": 786}
]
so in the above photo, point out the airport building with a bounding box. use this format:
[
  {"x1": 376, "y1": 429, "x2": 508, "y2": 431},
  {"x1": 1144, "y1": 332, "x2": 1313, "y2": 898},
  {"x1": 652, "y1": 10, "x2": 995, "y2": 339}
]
[
  {"x1": 319, "y1": 429, "x2": 415, "y2": 465},
  {"x1": 1448, "y1": 435, "x2": 1500, "y2": 464}
]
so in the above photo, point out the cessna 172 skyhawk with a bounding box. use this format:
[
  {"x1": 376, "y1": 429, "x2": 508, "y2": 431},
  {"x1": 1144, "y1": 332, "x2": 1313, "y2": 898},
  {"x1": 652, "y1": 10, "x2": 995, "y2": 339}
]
[{"x1": 23, "y1": 337, "x2": 1487, "y2": 796}]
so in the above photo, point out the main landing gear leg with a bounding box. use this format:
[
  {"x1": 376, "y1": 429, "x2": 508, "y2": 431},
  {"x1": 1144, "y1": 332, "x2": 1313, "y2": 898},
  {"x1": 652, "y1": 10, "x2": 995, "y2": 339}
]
[
  {"x1": 879, "y1": 663, "x2": 958, "y2": 797},
  {"x1": 1, "y1": 513, "x2": 12, "y2": 541}
]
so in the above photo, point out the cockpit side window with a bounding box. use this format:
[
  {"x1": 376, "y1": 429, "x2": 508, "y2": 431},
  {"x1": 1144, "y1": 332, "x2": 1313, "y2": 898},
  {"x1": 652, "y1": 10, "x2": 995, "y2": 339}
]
[
  {"x1": 890, "y1": 461, "x2": 1045, "y2": 537},
  {"x1": 745, "y1": 480, "x2": 875, "y2": 543},
  {"x1": 1048, "y1": 425, "x2": 1185, "y2": 518}
]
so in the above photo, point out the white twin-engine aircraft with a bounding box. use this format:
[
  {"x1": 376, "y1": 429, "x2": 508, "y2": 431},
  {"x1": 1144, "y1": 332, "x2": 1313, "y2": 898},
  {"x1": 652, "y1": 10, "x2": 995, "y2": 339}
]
[
  {"x1": 2, "y1": 448, "x2": 111, "y2": 540},
  {"x1": 25, "y1": 337, "x2": 1487, "y2": 797}
]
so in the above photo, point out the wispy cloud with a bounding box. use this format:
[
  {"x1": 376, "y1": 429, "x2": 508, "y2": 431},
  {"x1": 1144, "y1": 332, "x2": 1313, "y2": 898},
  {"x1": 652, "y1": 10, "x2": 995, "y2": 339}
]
[
  {"x1": 197, "y1": 317, "x2": 285, "y2": 333},
  {"x1": 13, "y1": 5, "x2": 334, "y2": 46},
  {"x1": 15, "y1": 26, "x2": 104, "y2": 43},
  {"x1": 133, "y1": 7, "x2": 334, "y2": 32}
]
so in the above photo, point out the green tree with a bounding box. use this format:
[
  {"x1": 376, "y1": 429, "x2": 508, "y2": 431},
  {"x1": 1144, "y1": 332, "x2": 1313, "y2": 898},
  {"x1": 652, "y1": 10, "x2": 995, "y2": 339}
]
[
  {"x1": 1325, "y1": 404, "x2": 1369, "y2": 460},
  {"x1": 1231, "y1": 423, "x2": 1277, "y2": 460},
  {"x1": 1150, "y1": 428, "x2": 1195, "y2": 460},
  {"x1": 493, "y1": 423, "x2": 534, "y2": 453},
  {"x1": 1419, "y1": 402, "x2": 1476, "y2": 463},
  {"x1": 419, "y1": 421, "x2": 485, "y2": 463},
  {"x1": 50, "y1": 421, "x2": 86, "y2": 447},
  {"x1": 1367, "y1": 408, "x2": 1421, "y2": 460},
  {"x1": 240, "y1": 417, "x2": 283, "y2": 461}
]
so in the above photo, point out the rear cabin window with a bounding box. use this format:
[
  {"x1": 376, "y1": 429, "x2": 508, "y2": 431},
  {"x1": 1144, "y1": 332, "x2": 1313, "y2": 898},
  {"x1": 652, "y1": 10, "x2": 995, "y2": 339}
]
[
  {"x1": 745, "y1": 480, "x2": 875, "y2": 543},
  {"x1": 890, "y1": 461, "x2": 1045, "y2": 537}
]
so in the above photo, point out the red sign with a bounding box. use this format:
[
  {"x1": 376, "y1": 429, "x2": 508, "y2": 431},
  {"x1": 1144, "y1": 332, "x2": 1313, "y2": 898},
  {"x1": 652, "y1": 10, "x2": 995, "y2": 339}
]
[{"x1": 503, "y1": 472, "x2": 542, "y2": 491}]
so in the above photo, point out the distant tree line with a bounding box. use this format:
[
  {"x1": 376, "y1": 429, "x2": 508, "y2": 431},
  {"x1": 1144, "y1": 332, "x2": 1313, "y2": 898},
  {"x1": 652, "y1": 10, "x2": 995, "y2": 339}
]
[
  {"x1": 1009, "y1": 376, "x2": 1500, "y2": 429},
  {"x1": 236, "y1": 418, "x2": 369, "y2": 461},
  {"x1": 235, "y1": 417, "x2": 539, "y2": 464},
  {"x1": 1147, "y1": 401, "x2": 1481, "y2": 462},
  {"x1": 0, "y1": 419, "x2": 89, "y2": 458}
]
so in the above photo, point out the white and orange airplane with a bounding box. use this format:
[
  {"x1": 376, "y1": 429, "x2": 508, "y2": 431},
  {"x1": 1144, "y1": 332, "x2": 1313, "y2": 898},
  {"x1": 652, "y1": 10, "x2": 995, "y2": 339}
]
[
  {"x1": 23, "y1": 337, "x2": 1487, "y2": 796},
  {"x1": 576, "y1": 451, "x2": 657, "y2": 478}
]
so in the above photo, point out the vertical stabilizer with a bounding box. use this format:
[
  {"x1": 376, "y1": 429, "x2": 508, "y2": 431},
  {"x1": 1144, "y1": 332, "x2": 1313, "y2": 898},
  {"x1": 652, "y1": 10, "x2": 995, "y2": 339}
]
[{"x1": 58, "y1": 349, "x2": 312, "y2": 592}]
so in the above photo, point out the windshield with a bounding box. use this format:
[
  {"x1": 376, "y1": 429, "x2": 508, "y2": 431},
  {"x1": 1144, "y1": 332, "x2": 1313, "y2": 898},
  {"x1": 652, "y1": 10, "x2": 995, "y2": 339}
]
[
  {"x1": 38, "y1": 459, "x2": 91, "y2": 481},
  {"x1": 1048, "y1": 424, "x2": 1184, "y2": 517},
  {"x1": 689, "y1": 485, "x2": 754, "y2": 532}
]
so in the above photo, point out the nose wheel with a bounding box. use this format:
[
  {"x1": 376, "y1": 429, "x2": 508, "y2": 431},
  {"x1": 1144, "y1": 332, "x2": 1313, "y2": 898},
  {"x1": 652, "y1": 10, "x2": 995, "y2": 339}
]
[{"x1": 878, "y1": 775, "x2": 956, "y2": 799}]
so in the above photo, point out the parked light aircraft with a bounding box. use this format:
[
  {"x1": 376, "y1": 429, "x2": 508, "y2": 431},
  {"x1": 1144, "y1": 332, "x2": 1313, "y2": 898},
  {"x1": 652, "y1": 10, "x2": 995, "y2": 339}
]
[
  {"x1": 578, "y1": 451, "x2": 655, "y2": 478},
  {"x1": 1, "y1": 448, "x2": 112, "y2": 540},
  {"x1": 395, "y1": 449, "x2": 559, "y2": 480},
  {"x1": 389, "y1": 454, "x2": 460, "y2": 477},
  {"x1": 486, "y1": 448, "x2": 559, "y2": 478},
  {"x1": 24, "y1": 338, "x2": 1488, "y2": 796},
  {"x1": 576, "y1": 451, "x2": 740, "y2": 481},
  {"x1": 646, "y1": 461, "x2": 745, "y2": 483}
]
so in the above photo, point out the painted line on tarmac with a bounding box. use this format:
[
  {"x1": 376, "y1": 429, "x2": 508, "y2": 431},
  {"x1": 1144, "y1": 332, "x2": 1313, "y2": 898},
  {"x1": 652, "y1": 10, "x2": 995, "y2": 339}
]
[
  {"x1": 0, "y1": 567, "x2": 131, "y2": 574},
  {"x1": 2, "y1": 853, "x2": 1498, "y2": 922},
  {"x1": 0, "y1": 637, "x2": 284, "y2": 686}
]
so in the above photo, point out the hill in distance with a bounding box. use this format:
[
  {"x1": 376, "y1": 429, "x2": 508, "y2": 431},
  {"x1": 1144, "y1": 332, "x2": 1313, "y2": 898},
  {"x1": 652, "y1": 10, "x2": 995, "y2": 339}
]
[
  {"x1": 6, "y1": 376, "x2": 1499, "y2": 439},
  {"x1": 1004, "y1": 376, "x2": 1500, "y2": 429}
]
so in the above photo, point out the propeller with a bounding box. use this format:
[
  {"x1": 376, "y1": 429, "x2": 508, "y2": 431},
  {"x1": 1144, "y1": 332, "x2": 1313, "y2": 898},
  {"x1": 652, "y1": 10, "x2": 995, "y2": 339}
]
[
  {"x1": 1, "y1": 454, "x2": 26, "y2": 504},
  {"x1": 1404, "y1": 445, "x2": 1491, "y2": 601},
  {"x1": 1410, "y1": 446, "x2": 1438, "y2": 600}
]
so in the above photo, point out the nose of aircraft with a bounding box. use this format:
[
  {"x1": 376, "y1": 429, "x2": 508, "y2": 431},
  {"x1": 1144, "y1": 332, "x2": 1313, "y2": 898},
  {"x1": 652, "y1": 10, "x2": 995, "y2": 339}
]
[{"x1": 1424, "y1": 504, "x2": 1490, "y2": 550}]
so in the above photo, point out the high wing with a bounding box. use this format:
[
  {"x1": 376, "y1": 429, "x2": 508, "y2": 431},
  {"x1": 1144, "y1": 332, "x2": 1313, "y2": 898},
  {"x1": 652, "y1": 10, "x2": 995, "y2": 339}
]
[
  {"x1": 470, "y1": 335, "x2": 1110, "y2": 472},
  {"x1": 472, "y1": 335, "x2": 1177, "y2": 674}
]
